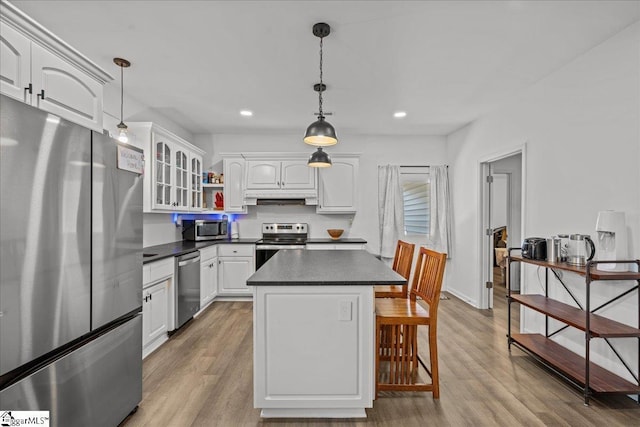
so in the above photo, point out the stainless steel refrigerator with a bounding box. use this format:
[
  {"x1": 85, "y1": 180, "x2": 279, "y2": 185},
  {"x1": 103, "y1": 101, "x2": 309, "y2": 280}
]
[{"x1": 0, "y1": 94, "x2": 143, "y2": 426}]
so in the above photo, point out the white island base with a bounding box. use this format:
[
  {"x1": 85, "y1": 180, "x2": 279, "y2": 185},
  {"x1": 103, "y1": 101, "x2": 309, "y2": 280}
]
[{"x1": 253, "y1": 285, "x2": 374, "y2": 418}]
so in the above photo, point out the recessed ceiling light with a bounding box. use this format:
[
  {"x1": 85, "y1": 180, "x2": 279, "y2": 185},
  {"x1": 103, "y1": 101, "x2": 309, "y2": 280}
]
[
  {"x1": 393, "y1": 111, "x2": 407, "y2": 118},
  {"x1": 240, "y1": 110, "x2": 253, "y2": 117}
]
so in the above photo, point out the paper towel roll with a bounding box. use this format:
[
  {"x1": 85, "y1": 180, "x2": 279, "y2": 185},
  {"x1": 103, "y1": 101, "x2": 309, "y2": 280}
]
[{"x1": 231, "y1": 221, "x2": 239, "y2": 238}]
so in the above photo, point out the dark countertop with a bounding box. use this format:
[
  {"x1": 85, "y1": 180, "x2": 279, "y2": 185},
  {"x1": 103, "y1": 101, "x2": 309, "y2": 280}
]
[
  {"x1": 305, "y1": 238, "x2": 367, "y2": 244},
  {"x1": 143, "y1": 238, "x2": 259, "y2": 264},
  {"x1": 247, "y1": 249, "x2": 405, "y2": 286}
]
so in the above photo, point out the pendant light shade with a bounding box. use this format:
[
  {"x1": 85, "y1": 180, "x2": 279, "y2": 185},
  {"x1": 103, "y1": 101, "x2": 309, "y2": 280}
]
[
  {"x1": 308, "y1": 147, "x2": 332, "y2": 168},
  {"x1": 304, "y1": 116, "x2": 338, "y2": 146},
  {"x1": 113, "y1": 57, "x2": 131, "y2": 143}
]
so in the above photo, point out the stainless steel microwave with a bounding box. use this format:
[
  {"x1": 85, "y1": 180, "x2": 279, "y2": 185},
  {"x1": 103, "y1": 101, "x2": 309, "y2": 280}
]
[{"x1": 182, "y1": 219, "x2": 228, "y2": 241}]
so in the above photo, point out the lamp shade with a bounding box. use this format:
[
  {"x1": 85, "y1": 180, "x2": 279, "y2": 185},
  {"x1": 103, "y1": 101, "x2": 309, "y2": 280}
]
[
  {"x1": 308, "y1": 147, "x2": 332, "y2": 168},
  {"x1": 304, "y1": 116, "x2": 338, "y2": 146}
]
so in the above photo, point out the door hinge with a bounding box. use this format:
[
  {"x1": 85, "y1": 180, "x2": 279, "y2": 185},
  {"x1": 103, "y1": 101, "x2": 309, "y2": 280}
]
[
  {"x1": 486, "y1": 228, "x2": 493, "y2": 236},
  {"x1": 485, "y1": 281, "x2": 493, "y2": 289},
  {"x1": 486, "y1": 175, "x2": 494, "y2": 183}
]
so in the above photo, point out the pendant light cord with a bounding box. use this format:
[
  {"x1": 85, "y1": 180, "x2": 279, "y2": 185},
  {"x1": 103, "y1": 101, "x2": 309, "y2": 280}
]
[
  {"x1": 120, "y1": 64, "x2": 124, "y2": 123},
  {"x1": 318, "y1": 36, "x2": 324, "y2": 118}
]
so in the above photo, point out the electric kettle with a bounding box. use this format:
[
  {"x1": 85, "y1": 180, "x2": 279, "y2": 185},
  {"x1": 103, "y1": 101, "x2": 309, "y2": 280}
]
[{"x1": 566, "y1": 234, "x2": 595, "y2": 266}]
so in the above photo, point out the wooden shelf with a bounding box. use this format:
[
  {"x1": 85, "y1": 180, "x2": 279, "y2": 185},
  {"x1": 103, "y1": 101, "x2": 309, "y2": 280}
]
[
  {"x1": 512, "y1": 333, "x2": 640, "y2": 394},
  {"x1": 511, "y1": 294, "x2": 640, "y2": 338},
  {"x1": 203, "y1": 183, "x2": 224, "y2": 188},
  {"x1": 509, "y1": 255, "x2": 640, "y2": 281}
]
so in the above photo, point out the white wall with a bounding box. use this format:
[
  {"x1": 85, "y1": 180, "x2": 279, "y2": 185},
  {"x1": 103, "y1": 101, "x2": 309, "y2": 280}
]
[
  {"x1": 193, "y1": 133, "x2": 446, "y2": 254},
  {"x1": 446, "y1": 22, "x2": 639, "y2": 380}
]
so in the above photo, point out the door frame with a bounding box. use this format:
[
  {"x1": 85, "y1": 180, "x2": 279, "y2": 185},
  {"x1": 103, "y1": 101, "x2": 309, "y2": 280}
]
[{"x1": 477, "y1": 142, "x2": 527, "y2": 310}]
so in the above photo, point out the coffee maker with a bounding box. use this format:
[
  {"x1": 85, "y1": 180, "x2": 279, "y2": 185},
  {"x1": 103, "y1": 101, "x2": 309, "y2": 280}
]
[{"x1": 595, "y1": 210, "x2": 628, "y2": 271}]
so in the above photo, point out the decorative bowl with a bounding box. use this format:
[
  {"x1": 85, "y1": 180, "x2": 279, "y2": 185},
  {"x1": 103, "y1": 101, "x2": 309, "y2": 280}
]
[{"x1": 327, "y1": 229, "x2": 344, "y2": 240}]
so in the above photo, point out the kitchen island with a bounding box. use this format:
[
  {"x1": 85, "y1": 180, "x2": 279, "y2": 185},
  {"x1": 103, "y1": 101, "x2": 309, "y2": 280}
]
[{"x1": 247, "y1": 249, "x2": 406, "y2": 418}]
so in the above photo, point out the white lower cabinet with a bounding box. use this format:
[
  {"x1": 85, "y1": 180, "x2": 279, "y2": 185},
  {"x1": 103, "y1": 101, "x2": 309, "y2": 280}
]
[
  {"x1": 200, "y1": 246, "x2": 218, "y2": 309},
  {"x1": 142, "y1": 280, "x2": 169, "y2": 358},
  {"x1": 142, "y1": 258, "x2": 173, "y2": 359},
  {"x1": 217, "y1": 244, "x2": 255, "y2": 296}
]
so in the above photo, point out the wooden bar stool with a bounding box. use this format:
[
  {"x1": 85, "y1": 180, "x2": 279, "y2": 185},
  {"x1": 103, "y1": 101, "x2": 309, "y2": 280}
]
[
  {"x1": 375, "y1": 247, "x2": 447, "y2": 398},
  {"x1": 374, "y1": 240, "x2": 415, "y2": 299}
]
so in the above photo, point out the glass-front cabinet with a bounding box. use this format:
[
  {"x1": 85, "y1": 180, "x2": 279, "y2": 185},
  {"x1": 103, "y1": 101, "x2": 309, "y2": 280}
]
[
  {"x1": 190, "y1": 156, "x2": 202, "y2": 210},
  {"x1": 128, "y1": 122, "x2": 204, "y2": 213},
  {"x1": 174, "y1": 149, "x2": 189, "y2": 210},
  {"x1": 154, "y1": 139, "x2": 172, "y2": 209}
]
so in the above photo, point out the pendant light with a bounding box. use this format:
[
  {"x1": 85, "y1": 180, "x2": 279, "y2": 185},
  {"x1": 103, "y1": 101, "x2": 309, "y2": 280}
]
[
  {"x1": 304, "y1": 22, "x2": 337, "y2": 147},
  {"x1": 308, "y1": 147, "x2": 332, "y2": 168},
  {"x1": 113, "y1": 57, "x2": 131, "y2": 143}
]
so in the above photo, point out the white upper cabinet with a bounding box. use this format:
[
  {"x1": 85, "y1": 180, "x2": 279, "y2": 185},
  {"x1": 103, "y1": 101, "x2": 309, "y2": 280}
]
[
  {"x1": 0, "y1": 2, "x2": 111, "y2": 131},
  {"x1": 246, "y1": 160, "x2": 280, "y2": 190},
  {"x1": 31, "y1": 43, "x2": 103, "y2": 133},
  {"x1": 223, "y1": 155, "x2": 247, "y2": 213},
  {"x1": 246, "y1": 159, "x2": 316, "y2": 191},
  {"x1": 128, "y1": 122, "x2": 204, "y2": 213},
  {"x1": 317, "y1": 155, "x2": 360, "y2": 214},
  {"x1": 243, "y1": 153, "x2": 317, "y2": 204},
  {"x1": 190, "y1": 156, "x2": 203, "y2": 211},
  {"x1": 281, "y1": 160, "x2": 316, "y2": 189},
  {"x1": 0, "y1": 23, "x2": 31, "y2": 102}
]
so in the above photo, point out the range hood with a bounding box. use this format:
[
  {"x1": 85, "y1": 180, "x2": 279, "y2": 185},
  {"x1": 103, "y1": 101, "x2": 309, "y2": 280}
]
[
  {"x1": 256, "y1": 198, "x2": 306, "y2": 206},
  {"x1": 244, "y1": 190, "x2": 318, "y2": 206}
]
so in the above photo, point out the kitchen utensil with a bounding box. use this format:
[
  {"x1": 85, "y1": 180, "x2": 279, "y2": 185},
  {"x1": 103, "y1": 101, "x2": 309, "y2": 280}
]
[
  {"x1": 327, "y1": 229, "x2": 344, "y2": 240},
  {"x1": 522, "y1": 237, "x2": 546, "y2": 260},
  {"x1": 546, "y1": 237, "x2": 561, "y2": 262},
  {"x1": 557, "y1": 234, "x2": 570, "y2": 261},
  {"x1": 231, "y1": 221, "x2": 239, "y2": 239},
  {"x1": 566, "y1": 234, "x2": 595, "y2": 266}
]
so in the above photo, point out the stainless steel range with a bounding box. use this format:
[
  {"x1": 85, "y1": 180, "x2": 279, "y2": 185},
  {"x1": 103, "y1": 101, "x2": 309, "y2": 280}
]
[{"x1": 255, "y1": 223, "x2": 308, "y2": 269}]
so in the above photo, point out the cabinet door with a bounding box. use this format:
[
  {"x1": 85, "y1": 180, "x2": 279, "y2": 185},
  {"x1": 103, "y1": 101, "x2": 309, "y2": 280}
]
[
  {"x1": 147, "y1": 282, "x2": 168, "y2": 343},
  {"x1": 246, "y1": 160, "x2": 280, "y2": 189},
  {"x1": 218, "y1": 256, "x2": 254, "y2": 294},
  {"x1": 223, "y1": 157, "x2": 247, "y2": 213},
  {"x1": 152, "y1": 134, "x2": 173, "y2": 210},
  {"x1": 0, "y1": 24, "x2": 31, "y2": 103},
  {"x1": 281, "y1": 160, "x2": 316, "y2": 190},
  {"x1": 200, "y1": 257, "x2": 218, "y2": 305},
  {"x1": 174, "y1": 148, "x2": 189, "y2": 211},
  {"x1": 190, "y1": 154, "x2": 203, "y2": 211},
  {"x1": 318, "y1": 158, "x2": 359, "y2": 213},
  {"x1": 143, "y1": 281, "x2": 168, "y2": 346},
  {"x1": 31, "y1": 43, "x2": 103, "y2": 132}
]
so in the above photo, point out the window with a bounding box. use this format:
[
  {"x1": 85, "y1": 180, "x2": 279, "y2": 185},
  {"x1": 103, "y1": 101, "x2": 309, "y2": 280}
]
[{"x1": 401, "y1": 167, "x2": 430, "y2": 236}]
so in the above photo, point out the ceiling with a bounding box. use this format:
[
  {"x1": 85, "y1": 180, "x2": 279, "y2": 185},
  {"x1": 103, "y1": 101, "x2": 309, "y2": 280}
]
[{"x1": 11, "y1": 1, "x2": 640, "y2": 136}]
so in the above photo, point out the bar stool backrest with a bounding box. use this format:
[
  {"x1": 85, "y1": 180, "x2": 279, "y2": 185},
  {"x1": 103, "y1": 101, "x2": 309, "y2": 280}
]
[
  {"x1": 409, "y1": 247, "x2": 447, "y2": 316},
  {"x1": 393, "y1": 240, "x2": 416, "y2": 281}
]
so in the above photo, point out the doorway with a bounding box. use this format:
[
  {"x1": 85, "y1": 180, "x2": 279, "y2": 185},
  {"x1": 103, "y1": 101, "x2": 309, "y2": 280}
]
[{"x1": 479, "y1": 148, "x2": 525, "y2": 310}]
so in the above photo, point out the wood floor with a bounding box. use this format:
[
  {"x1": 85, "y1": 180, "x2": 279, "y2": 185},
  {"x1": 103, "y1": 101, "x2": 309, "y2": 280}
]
[{"x1": 122, "y1": 291, "x2": 640, "y2": 427}]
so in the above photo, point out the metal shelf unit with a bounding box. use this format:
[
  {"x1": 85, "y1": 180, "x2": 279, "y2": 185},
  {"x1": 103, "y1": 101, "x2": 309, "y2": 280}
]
[{"x1": 506, "y1": 249, "x2": 640, "y2": 405}]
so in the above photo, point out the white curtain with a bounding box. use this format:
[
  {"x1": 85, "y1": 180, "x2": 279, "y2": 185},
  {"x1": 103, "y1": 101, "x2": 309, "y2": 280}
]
[
  {"x1": 430, "y1": 165, "x2": 452, "y2": 257},
  {"x1": 378, "y1": 165, "x2": 404, "y2": 260}
]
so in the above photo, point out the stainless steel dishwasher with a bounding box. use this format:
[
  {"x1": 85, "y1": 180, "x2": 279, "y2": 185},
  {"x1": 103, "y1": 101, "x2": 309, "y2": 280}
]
[{"x1": 175, "y1": 251, "x2": 201, "y2": 330}]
